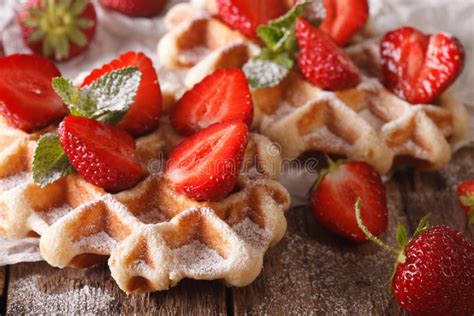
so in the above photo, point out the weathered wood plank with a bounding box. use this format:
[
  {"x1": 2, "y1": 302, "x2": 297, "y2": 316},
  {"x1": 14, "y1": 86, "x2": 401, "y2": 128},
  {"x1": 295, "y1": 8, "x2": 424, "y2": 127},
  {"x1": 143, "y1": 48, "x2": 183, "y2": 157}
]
[
  {"x1": 6, "y1": 262, "x2": 227, "y2": 315},
  {"x1": 233, "y1": 180, "x2": 409, "y2": 315},
  {"x1": 398, "y1": 146, "x2": 474, "y2": 238}
]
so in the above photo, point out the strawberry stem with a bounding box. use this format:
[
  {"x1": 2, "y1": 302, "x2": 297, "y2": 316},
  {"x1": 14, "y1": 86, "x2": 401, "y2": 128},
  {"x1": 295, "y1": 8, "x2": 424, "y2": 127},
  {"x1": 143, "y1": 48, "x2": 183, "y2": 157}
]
[{"x1": 354, "y1": 198, "x2": 401, "y2": 256}]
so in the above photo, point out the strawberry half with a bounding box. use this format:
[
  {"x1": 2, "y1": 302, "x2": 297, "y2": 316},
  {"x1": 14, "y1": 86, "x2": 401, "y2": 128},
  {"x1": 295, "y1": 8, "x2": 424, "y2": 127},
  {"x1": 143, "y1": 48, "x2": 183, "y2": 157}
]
[
  {"x1": 216, "y1": 0, "x2": 287, "y2": 39},
  {"x1": 99, "y1": 0, "x2": 167, "y2": 17},
  {"x1": 18, "y1": 0, "x2": 97, "y2": 61},
  {"x1": 310, "y1": 159, "x2": 388, "y2": 242},
  {"x1": 58, "y1": 115, "x2": 144, "y2": 192},
  {"x1": 457, "y1": 180, "x2": 474, "y2": 224},
  {"x1": 170, "y1": 69, "x2": 254, "y2": 136},
  {"x1": 82, "y1": 51, "x2": 162, "y2": 136},
  {"x1": 295, "y1": 18, "x2": 361, "y2": 91},
  {"x1": 381, "y1": 26, "x2": 465, "y2": 104},
  {"x1": 164, "y1": 120, "x2": 248, "y2": 202},
  {"x1": 0, "y1": 54, "x2": 67, "y2": 132},
  {"x1": 320, "y1": 0, "x2": 369, "y2": 46}
]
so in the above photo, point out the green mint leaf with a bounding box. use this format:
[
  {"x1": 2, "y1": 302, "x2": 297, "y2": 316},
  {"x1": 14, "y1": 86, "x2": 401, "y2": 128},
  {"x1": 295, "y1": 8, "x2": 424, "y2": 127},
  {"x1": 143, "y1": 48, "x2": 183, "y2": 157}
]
[
  {"x1": 32, "y1": 133, "x2": 75, "y2": 187},
  {"x1": 257, "y1": 0, "x2": 309, "y2": 52},
  {"x1": 52, "y1": 77, "x2": 96, "y2": 118},
  {"x1": 243, "y1": 59, "x2": 289, "y2": 89},
  {"x1": 82, "y1": 66, "x2": 141, "y2": 124},
  {"x1": 395, "y1": 224, "x2": 408, "y2": 248}
]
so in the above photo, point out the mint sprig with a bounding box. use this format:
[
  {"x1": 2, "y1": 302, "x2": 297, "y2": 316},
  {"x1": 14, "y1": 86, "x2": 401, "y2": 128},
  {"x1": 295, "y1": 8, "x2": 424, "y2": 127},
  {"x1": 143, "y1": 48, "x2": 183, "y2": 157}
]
[
  {"x1": 52, "y1": 66, "x2": 141, "y2": 124},
  {"x1": 33, "y1": 66, "x2": 142, "y2": 187},
  {"x1": 32, "y1": 133, "x2": 75, "y2": 187},
  {"x1": 243, "y1": 1, "x2": 322, "y2": 89}
]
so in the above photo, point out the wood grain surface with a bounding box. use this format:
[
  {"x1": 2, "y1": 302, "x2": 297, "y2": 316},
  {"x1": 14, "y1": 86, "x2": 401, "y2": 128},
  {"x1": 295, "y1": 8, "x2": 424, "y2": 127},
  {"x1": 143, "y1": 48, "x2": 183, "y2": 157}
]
[{"x1": 2, "y1": 146, "x2": 473, "y2": 315}]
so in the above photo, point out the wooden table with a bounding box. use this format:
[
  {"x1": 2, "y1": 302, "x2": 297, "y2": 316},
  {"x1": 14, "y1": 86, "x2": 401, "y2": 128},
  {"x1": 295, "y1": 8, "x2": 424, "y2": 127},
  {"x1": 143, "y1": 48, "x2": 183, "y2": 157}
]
[{"x1": 1, "y1": 146, "x2": 473, "y2": 315}]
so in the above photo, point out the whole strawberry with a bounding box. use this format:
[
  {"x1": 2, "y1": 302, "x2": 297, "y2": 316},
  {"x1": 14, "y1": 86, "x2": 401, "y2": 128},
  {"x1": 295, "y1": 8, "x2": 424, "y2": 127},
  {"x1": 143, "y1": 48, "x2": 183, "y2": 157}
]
[
  {"x1": 18, "y1": 0, "x2": 97, "y2": 61},
  {"x1": 99, "y1": 0, "x2": 167, "y2": 17},
  {"x1": 457, "y1": 180, "x2": 474, "y2": 224},
  {"x1": 354, "y1": 204, "x2": 474, "y2": 316},
  {"x1": 310, "y1": 159, "x2": 388, "y2": 242}
]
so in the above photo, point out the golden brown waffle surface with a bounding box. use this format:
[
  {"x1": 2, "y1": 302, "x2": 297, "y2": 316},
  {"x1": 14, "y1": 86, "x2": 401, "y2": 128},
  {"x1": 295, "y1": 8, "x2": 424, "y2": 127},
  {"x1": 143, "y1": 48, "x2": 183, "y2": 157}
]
[
  {"x1": 157, "y1": 2, "x2": 470, "y2": 174},
  {"x1": 0, "y1": 121, "x2": 290, "y2": 293}
]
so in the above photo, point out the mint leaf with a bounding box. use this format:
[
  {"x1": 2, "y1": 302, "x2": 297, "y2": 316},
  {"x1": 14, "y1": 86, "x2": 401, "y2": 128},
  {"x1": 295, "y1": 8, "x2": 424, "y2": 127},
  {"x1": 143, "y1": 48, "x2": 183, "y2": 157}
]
[
  {"x1": 243, "y1": 59, "x2": 289, "y2": 89},
  {"x1": 52, "y1": 77, "x2": 96, "y2": 118},
  {"x1": 243, "y1": 1, "x2": 317, "y2": 89},
  {"x1": 53, "y1": 66, "x2": 141, "y2": 125},
  {"x1": 257, "y1": 0, "x2": 309, "y2": 52},
  {"x1": 82, "y1": 66, "x2": 141, "y2": 124},
  {"x1": 32, "y1": 133, "x2": 75, "y2": 187}
]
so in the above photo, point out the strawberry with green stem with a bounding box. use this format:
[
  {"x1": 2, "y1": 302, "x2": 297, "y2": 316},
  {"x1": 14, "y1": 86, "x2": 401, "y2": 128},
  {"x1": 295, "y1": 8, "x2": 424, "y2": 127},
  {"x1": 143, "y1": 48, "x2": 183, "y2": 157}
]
[
  {"x1": 18, "y1": 0, "x2": 97, "y2": 61},
  {"x1": 354, "y1": 199, "x2": 474, "y2": 316},
  {"x1": 457, "y1": 180, "x2": 474, "y2": 224}
]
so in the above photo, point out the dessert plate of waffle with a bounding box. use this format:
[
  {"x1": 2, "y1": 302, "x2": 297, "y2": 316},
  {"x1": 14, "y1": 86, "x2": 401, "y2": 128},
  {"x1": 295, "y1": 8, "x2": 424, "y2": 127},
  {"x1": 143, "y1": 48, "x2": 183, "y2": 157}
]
[{"x1": 0, "y1": 0, "x2": 473, "y2": 314}]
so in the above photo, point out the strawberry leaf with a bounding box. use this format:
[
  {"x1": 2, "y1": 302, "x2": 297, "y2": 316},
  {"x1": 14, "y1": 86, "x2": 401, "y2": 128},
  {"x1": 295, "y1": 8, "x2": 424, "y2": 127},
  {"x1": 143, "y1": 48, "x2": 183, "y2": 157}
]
[
  {"x1": 395, "y1": 224, "x2": 408, "y2": 248},
  {"x1": 412, "y1": 214, "x2": 431, "y2": 239},
  {"x1": 32, "y1": 133, "x2": 75, "y2": 187}
]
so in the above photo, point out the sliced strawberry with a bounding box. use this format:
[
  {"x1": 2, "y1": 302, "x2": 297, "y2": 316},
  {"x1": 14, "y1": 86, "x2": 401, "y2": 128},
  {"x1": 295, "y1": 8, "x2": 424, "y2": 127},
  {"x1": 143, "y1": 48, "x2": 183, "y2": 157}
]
[
  {"x1": 18, "y1": 0, "x2": 97, "y2": 61},
  {"x1": 170, "y1": 69, "x2": 254, "y2": 136},
  {"x1": 0, "y1": 54, "x2": 67, "y2": 132},
  {"x1": 164, "y1": 120, "x2": 248, "y2": 201},
  {"x1": 216, "y1": 0, "x2": 287, "y2": 39},
  {"x1": 82, "y1": 51, "x2": 162, "y2": 136},
  {"x1": 99, "y1": 0, "x2": 167, "y2": 17},
  {"x1": 381, "y1": 26, "x2": 465, "y2": 104},
  {"x1": 295, "y1": 18, "x2": 360, "y2": 91},
  {"x1": 457, "y1": 180, "x2": 474, "y2": 224},
  {"x1": 320, "y1": 0, "x2": 369, "y2": 46},
  {"x1": 310, "y1": 160, "x2": 388, "y2": 242},
  {"x1": 58, "y1": 115, "x2": 144, "y2": 192}
]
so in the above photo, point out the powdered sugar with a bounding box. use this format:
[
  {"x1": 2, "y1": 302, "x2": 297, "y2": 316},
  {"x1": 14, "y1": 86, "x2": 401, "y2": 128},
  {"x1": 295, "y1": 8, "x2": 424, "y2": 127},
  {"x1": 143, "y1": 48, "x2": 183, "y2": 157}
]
[
  {"x1": 233, "y1": 218, "x2": 270, "y2": 249},
  {"x1": 38, "y1": 204, "x2": 73, "y2": 226},
  {"x1": 8, "y1": 274, "x2": 116, "y2": 315},
  {"x1": 0, "y1": 172, "x2": 30, "y2": 192},
  {"x1": 174, "y1": 240, "x2": 225, "y2": 275},
  {"x1": 75, "y1": 231, "x2": 118, "y2": 253}
]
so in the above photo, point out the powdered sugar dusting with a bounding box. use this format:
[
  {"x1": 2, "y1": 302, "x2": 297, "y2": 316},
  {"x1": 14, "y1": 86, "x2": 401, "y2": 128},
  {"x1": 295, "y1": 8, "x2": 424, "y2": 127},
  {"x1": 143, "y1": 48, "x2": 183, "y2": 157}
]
[
  {"x1": 75, "y1": 231, "x2": 118, "y2": 253},
  {"x1": 38, "y1": 204, "x2": 73, "y2": 226},
  {"x1": 8, "y1": 274, "x2": 116, "y2": 314},
  {"x1": 233, "y1": 218, "x2": 270, "y2": 249},
  {"x1": 174, "y1": 240, "x2": 225, "y2": 275},
  {"x1": 0, "y1": 172, "x2": 30, "y2": 192}
]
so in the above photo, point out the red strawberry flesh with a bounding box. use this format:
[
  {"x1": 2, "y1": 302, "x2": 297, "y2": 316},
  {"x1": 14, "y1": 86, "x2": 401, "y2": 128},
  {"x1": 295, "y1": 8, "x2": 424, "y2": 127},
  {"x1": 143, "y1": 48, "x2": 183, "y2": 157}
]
[
  {"x1": 295, "y1": 18, "x2": 361, "y2": 91},
  {"x1": 381, "y1": 26, "x2": 465, "y2": 104},
  {"x1": 0, "y1": 54, "x2": 67, "y2": 132},
  {"x1": 58, "y1": 115, "x2": 144, "y2": 192},
  {"x1": 165, "y1": 120, "x2": 248, "y2": 201},
  {"x1": 99, "y1": 0, "x2": 167, "y2": 17},
  {"x1": 216, "y1": 0, "x2": 287, "y2": 39},
  {"x1": 170, "y1": 68, "x2": 254, "y2": 136},
  {"x1": 320, "y1": 0, "x2": 369, "y2": 46},
  {"x1": 310, "y1": 161, "x2": 388, "y2": 242},
  {"x1": 82, "y1": 51, "x2": 162, "y2": 136}
]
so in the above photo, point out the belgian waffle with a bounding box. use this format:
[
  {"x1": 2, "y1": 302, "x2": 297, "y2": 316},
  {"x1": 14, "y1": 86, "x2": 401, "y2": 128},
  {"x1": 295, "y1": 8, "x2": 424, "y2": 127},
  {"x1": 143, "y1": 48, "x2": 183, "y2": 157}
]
[
  {"x1": 157, "y1": 2, "x2": 470, "y2": 174},
  {"x1": 0, "y1": 120, "x2": 290, "y2": 293}
]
